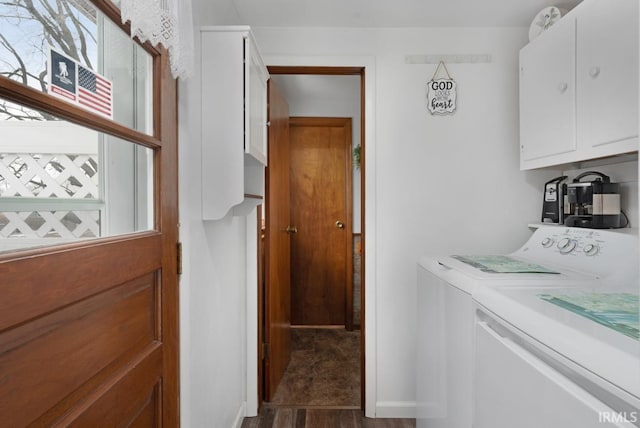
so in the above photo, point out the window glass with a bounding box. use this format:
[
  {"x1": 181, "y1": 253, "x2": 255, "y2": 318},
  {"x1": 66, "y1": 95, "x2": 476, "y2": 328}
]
[
  {"x1": 0, "y1": 98, "x2": 154, "y2": 254},
  {"x1": 0, "y1": 0, "x2": 153, "y2": 134}
]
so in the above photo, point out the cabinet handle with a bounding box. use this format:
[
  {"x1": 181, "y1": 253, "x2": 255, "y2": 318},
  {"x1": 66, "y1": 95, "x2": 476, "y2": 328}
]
[
  {"x1": 557, "y1": 82, "x2": 568, "y2": 93},
  {"x1": 589, "y1": 66, "x2": 600, "y2": 79}
]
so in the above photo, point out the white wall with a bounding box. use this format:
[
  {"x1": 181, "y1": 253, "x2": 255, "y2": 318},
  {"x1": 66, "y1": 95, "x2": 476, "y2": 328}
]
[
  {"x1": 178, "y1": 5, "x2": 250, "y2": 426},
  {"x1": 254, "y1": 26, "x2": 559, "y2": 417}
]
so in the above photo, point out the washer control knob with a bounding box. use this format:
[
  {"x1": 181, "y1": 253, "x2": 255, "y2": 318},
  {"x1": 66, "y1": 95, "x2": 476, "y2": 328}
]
[
  {"x1": 557, "y1": 238, "x2": 576, "y2": 254},
  {"x1": 541, "y1": 237, "x2": 554, "y2": 248},
  {"x1": 583, "y1": 243, "x2": 599, "y2": 256}
]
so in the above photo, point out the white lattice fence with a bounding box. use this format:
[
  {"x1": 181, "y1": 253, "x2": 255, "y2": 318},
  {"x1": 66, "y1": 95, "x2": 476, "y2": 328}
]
[
  {"x1": 0, "y1": 153, "x2": 98, "y2": 198},
  {"x1": 0, "y1": 210, "x2": 100, "y2": 238},
  {"x1": 0, "y1": 152, "x2": 101, "y2": 240}
]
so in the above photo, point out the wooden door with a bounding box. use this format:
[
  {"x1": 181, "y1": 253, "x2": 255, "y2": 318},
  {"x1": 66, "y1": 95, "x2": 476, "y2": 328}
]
[
  {"x1": 290, "y1": 117, "x2": 352, "y2": 326},
  {"x1": 264, "y1": 80, "x2": 291, "y2": 400},
  {"x1": 0, "y1": 48, "x2": 178, "y2": 425}
]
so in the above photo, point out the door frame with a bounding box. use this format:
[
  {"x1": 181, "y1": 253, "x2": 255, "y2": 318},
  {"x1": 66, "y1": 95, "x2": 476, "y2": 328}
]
[{"x1": 261, "y1": 64, "x2": 369, "y2": 411}]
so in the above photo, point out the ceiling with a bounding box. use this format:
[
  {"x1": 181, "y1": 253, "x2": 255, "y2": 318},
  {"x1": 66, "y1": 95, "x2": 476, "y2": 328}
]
[{"x1": 228, "y1": 0, "x2": 582, "y2": 28}]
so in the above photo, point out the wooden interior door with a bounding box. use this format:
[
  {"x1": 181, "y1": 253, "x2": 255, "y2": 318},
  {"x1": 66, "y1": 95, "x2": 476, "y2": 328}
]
[
  {"x1": 264, "y1": 79, "x2": 292, "y2": 400},
  {"x1": 290, "y1": 117, "x2": 353, "y2": 326},
  {"x1": 0, "y1": 51, "x2": 179, "y2": 425}
]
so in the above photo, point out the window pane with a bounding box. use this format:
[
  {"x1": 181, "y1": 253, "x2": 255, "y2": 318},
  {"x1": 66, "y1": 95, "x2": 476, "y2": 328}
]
[
  {"x1": 0, "y1": 0, "x2": 153, "y2": 134},
  {"x1": 0, "y1": 98, "x2": 154, "y2": 254}
]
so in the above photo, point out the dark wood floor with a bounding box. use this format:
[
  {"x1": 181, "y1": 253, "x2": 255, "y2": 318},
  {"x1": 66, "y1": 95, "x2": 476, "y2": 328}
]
[{"x1": 242, "y1": 407, "x2": 416, "y2": 428}]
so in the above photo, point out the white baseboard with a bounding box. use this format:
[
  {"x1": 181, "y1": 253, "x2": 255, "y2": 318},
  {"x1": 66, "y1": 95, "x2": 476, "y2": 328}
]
[
  {"x1": 375, "y1": 401, "x2": 416, "y2": 419},
  {"x1": 232, "y1": 401, "x2": 247, "y2": 428}
]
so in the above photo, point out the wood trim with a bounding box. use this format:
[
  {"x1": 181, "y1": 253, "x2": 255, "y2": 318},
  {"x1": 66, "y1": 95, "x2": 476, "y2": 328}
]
[
  {"x1": 0, "y1": 230, "x2": 157, "y2": 263},
  {"x1": 257, "y1": 205, "x2": 265, "y2": 411},
  {"x1": 344, "y1": 120, "x2": 354, "y2": 332},
  {"x1": 0, "y1": 78, "x2": 162, "y2": 150},
  {"x1": 156, "y1": 50, "x2": 180, "y2": 427},
  {"x1": 358, "y1": 67, "x2": 366, "y2": 411},
  {"x1": 289, "y1": 116, "x2": 352, "y2": 127},
  {"x1": 351, "y1": 232, "x2": 362, "y2": 331},
  {"x1": 268, "y1": 66, "x2": 364, "y2": 76}
]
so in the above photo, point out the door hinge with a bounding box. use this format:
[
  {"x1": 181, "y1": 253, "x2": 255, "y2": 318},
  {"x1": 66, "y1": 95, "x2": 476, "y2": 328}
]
[
  {"x1": 262, "y1": 343, "x2": 270, "y2": 361},
  {"x1": 177, "y1": 242, "x2": 183, "y2": 275}
]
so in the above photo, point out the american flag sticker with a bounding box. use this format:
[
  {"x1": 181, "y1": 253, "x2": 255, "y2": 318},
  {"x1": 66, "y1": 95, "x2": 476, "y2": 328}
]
[
  {"x1": 78, "y1": 65, "x2": 113, "y2": 119},
  {"x1": 47, "y1": 46, "x2": 114, "y2": 120}
]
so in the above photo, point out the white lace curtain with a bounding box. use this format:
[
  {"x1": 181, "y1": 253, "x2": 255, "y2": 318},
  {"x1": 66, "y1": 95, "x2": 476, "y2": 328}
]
[{"x1": 120, "y1": 0, "x2": 194, "y2": 79}]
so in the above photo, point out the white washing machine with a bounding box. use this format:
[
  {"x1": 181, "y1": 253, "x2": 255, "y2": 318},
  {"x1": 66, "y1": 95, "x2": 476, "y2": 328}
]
[{"x1": 416, "y1": 226, "x2": 638, "y2": 428}]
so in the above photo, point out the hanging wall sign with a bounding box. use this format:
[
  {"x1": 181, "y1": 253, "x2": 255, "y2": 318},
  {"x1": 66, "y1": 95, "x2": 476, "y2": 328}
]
[{"x1": 427, "y1": 61, "x2": 457, "y2": 115}]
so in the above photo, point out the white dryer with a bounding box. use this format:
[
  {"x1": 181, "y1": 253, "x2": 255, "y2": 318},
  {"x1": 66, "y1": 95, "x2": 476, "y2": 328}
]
[
  {"x1": 474, "y1": 285, "x2": 639, "y2": 428},
  {"x1": 416, "y1": 226, "x2": 638, "y2": 428}
]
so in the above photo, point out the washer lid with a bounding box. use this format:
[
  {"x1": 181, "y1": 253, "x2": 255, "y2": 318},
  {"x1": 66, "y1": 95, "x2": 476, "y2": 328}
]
[
  {"x1": 422, "y1": 254, "x2": 596, "y2": 283},
  {"x1": 451, "y1": 255, "x2": 560, "y2": 274}
]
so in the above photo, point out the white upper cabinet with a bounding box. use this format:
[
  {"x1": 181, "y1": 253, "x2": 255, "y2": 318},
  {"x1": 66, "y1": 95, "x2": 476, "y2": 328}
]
[
  {"x1": 246, "y1": 37, "x2": 269, "y2": 164},
  {"x1": 520, "y1": 0, "x2": 638, "y2": 170},
  {"x1": 576, "y1": 0, "x2": 638, "y2": 158},
  {"x1": 520, "y1": 16, "x2": 576, "y2": 166},
  {"x1": 200, "y1": 27, "x2": 269, "y2": 220}
]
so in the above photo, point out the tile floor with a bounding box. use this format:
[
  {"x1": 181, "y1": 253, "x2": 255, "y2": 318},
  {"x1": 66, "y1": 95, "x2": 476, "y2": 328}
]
[
  {"x1": 242, "y1": 407, "x2": 415, "y2": 428},
  {"x1": 270, "y1": 328, "x2": 361, "y2": 406},
  {"x1": 243, "y1": 327, "x2": 416, "y2": 427}
]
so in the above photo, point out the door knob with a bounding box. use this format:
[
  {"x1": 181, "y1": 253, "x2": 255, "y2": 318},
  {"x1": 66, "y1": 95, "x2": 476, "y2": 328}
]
[
  {"x1": 285, "y1": 225, "x2": 298, "y2": 234},
  {"x1": 335, "y1": 221, "x2": 345, "y2": 229}
]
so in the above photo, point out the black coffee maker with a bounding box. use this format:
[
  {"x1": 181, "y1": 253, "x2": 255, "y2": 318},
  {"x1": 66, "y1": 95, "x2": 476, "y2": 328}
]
[
  {"x1": 541, "y1": 176, "x2": 567, "y2": 224},
  {"x1": 564, "y1": 171, "x2": 623, "y2": 229}
]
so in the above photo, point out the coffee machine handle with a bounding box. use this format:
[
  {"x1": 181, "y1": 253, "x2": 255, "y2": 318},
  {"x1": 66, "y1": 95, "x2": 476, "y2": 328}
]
[
  {"x1": 572, "y1": 171, "x2": 610, "y2": 183},
  {"x1": 544, "y1": 175, "x2": 568, "y2": 185}
]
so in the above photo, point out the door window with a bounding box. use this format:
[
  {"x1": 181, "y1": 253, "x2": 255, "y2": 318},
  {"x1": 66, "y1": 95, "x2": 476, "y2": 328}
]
[
  {"x1": 0, "y1": 0, "x2": 157, "y2": 253},
  {"x1": 0, "y1": 98, "x2": 154, "y2": 253}
]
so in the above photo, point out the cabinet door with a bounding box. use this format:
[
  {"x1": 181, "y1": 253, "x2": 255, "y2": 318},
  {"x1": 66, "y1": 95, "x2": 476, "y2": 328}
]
[
  {"x1": 245, "y1": 35, "x2": 269, "y2": 165},
  {"x1": 201, "y1": 30, "x2": 245, "y2": 220},
  {"x1": 577, "y1": 0, "x2": 638, "y2": 157},
  {"x1": 520, "y1": 17, "x2": 577, "y2": 170}
]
